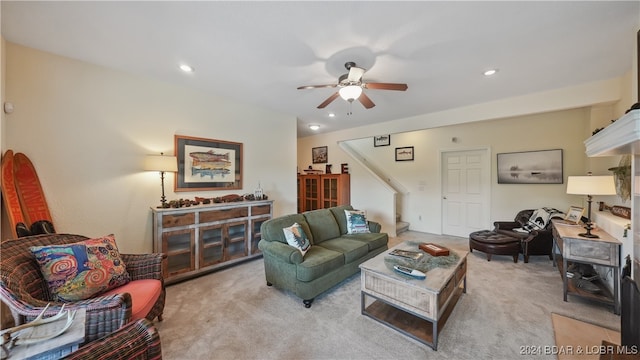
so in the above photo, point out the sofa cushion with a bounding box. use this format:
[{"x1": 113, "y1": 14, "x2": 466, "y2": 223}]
[
  {"x1": 303, "y1": 209, "x2": 340, "y2": 244},
  {"x1": 329, "y1": 205, "x2": 354, "y2": 235},
  {"x1": 101, "y1": 279, "x2": 162, "y2": 320},
  {"x1": 345, "y1": 209, "x2": 371, "y2": 234},
  {"x1": 30, "y1": 234, "x2": 130, "y2": 302},
  {"x1": 344, "y1": 232, "x2": 389, "y2": 252},
  {"x1": 296, "y1": 246, "x2": 344, "y2": 282},
  {"x1": 318, "y1": 238, "x2": 369, "y2": 264},
  {"x1": 261, "y1": 214, "x2": 313, "y2": 244},
  {"x1": 283, "y1": 223, "x2": 311, "y2": 257}
]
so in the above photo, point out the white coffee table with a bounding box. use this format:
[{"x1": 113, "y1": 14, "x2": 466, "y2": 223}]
[{"x1": 359, "y1": 241, "x2": 467, "y2": 350}]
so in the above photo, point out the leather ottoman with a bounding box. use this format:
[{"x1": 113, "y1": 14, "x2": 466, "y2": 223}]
[{"x1": 469, "y1": 230, "x2": 520, "y2": 263}]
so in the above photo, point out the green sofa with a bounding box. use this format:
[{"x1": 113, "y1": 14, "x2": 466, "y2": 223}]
[{"x1": 258, "y1": 205, "x2": 388, "y2": 308}]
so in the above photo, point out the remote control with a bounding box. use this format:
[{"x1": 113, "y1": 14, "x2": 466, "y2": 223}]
[{"x1": 393, "y1": 265, "x2": 426, "y2": 279}]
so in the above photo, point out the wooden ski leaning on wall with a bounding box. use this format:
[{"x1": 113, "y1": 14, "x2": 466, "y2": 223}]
[
  {"x1": 1, "y1": 150, "x2": 27, "y2": 238},
  {"x1": 13, "y1": 152, "x2": 54, "y2": 228}
]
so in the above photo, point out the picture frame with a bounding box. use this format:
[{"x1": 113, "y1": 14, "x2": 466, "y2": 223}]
[
  {"x1": 564, "y1": 206, "x2": 584, "y2": 224},
  {"x1": 497, "y1": 149, "x2": 563, "y2": 184},
  {"x1": 374, "y1": 135, "x2": 391, "y2": 147},
  {"x1": 312, "y1": 146, "x2": 328, "y2": 164},
  {"x1": 174, "y1": 135, "x2": 242, "y2": 191},
  {"x1": 395, "y1": 146, "x2": 414, "y2": 161}
]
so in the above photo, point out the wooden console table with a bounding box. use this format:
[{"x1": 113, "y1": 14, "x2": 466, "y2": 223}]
[{"x1": 551, "y1": 219, "x2": 621, "y2": 314}]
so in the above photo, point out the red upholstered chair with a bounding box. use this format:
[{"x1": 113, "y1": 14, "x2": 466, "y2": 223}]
[{"x1": 0, "y1": 233, "x2": 165, "y2": 342}]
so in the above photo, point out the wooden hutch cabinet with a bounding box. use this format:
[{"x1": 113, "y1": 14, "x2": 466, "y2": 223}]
[
  {"x1": 151, "y1": 199, "x2": 273, "y2": 284},
  {"x1": 297, "y1": 174, "x2": 350, "y2": 212}
]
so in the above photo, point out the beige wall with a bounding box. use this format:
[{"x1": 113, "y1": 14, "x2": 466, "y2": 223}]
[
  {"x1": 1, "y1": 42, "x2": 297, "y2": 253},
  {"x1": 299, "y1": 75, "x2": 632, "y2": 235}
]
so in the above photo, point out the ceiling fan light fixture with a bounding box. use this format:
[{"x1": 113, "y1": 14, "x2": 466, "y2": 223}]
[
  {"x1": 339, "y1": 85, "x2": 362, "y2": 101},
  {"x1": 483, "y1": 68, "x2": 498, "y2": 76}
]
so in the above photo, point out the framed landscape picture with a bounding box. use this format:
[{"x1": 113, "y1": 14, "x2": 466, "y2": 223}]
[
  {"x1": 312, "y1": 146, "x2": 328, "y2": 164},
  {"x1": 497, "y1": 149, "x2": 563, "y2": 184},
  {"x1": 174, "y1": 135, "x2": 243, "y2": 191}
]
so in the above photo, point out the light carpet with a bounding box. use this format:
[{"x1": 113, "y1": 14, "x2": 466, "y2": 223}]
[{"x1": 155, "y1": 231, "x2": 620, "y2": 360}]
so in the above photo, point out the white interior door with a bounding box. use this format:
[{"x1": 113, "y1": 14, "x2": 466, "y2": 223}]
[{"x1": 441, "y1": 149, "x2": 491, "y2": 237}]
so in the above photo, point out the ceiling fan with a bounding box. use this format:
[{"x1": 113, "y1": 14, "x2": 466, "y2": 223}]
[{"x1": 297, "y1": 61, "x2": 408, "y2": 110}]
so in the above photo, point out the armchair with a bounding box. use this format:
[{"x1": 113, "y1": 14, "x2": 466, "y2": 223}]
[
  {"x1": 493, "y1": 209, "x2": 555, "y2": 263},
  {"x1": 0, "y1": 233, "x2": 165, "y2": 342},
  {"x1": 63, "y1": 318, "x2": 162, "y2": 360}
]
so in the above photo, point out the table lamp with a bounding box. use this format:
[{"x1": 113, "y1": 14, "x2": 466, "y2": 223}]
[
  {"x1": 144, "y1": 152, "x2": 178, "y2": 208},
  {"x1": 566, "y1": 174, "x2": 616, "y2": 238}
]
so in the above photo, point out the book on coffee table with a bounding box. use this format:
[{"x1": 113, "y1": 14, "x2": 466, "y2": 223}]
[
  {"x1": 419, "y1": 243, "x2": 450, "y2": 256},
  {"x1": 389, "y1": 249, "x2": 424, "y2": 260}
]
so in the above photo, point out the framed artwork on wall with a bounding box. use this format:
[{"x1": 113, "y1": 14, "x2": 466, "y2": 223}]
[
  {"x1": 497, "y1": 149, "x2": 563, "y2": 184},
  {"x1": 312, "y1": 146, "x2": 328, "y2": 164},
  {"x1": 174, "y1": 135, "x2": 243, "y2": 191},
  {"x1": 374, "y1": 135, "x2": 391, "y2": 147},
  {"x1": 395, "y1": 146, "x2": 414, "y2": 161}
]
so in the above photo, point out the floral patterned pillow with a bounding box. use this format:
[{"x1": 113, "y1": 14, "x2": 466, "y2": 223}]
[{"x1": 30, "y1": 234, "x2": 130, "y2": 302}]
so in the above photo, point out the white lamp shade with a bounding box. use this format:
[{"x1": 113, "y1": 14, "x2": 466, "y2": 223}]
[
  {"x1": 339, "y1": 85, "x2": 362, "y2": 101},
  {"x1": 144, "y1": 154, "x2": 178, "y2": 172},
  {"x1": 566, "y1": 175, "x2": 616, "y2": 195}
]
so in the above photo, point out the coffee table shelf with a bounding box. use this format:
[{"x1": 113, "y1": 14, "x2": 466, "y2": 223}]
[{"x1": 359, "y1": 242, "x2": 467, "y2": 350}]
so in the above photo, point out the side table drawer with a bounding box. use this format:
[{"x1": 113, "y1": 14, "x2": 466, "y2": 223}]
[{"x1": 566, "y1": 239, "x2": 617, "y2": 266}]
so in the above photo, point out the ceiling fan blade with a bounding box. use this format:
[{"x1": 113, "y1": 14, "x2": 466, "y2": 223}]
[
  {"x1": 347, "y1": 66, "x2": 365, "y2": 82},
  {"x1": 297, "y1": 84, "x2": 337, "y2": 90},
  {"x1": 358, "y1": 92, "x2": 376, "y2": 109},
  {"x1": 317, "y1": 92, "x2": 340, "y2": 109},
  {"x1": 363, "y1": 83, "x2": 408, "y2": 91}
]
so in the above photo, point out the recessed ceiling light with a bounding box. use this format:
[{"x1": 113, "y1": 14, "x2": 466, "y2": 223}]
[
  {"x1": 309, "y1": 125, "x2": 320, "y2": 131},
  {"x1": 179, "y1": 64, "x2": 194, "y2": 73},
  {"x1": 328, "y1": 113, "x2": 335, "y2": 118},
  {"x1": 483, "y1": 69, "x2": 498, "y2": 76}
]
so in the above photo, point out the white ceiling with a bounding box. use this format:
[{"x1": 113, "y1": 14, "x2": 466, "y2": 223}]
[{"x1": 2, "y1": 1, "x2": 639, "y2": 137}]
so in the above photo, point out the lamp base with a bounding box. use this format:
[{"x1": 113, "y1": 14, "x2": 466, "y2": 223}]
[
  {"x1": 578, "y1": 232, "x2": 600, "y2": 239},
  {"x1": 579, "y1": 223, "x2": 599, "y2": 239}
]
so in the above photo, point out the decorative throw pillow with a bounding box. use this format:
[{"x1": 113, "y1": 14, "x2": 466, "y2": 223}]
[
  {"x1": 345, "y1": 209, "x2": 371, "y2": 234},
  {"x1": 30, "y1": 234, "x2": 130, "y2": 302},
  {"x1": 283, "y1": 223, "x2": 311, "y2": 257}
]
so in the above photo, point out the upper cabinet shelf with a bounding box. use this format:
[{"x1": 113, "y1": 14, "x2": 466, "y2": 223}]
[{"x1": 585, "y1": 110, "x2": 640, "y2": 157}]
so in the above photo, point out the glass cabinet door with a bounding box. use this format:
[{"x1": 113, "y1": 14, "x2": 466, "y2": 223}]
[
  {"x1": 162, "y1": 229, "x2": 195, "y2": 276},
  {"x1": 225, "y1": 221, "x2": 248, "y2": 261},
  {"x1": 200, "y1": 224, "x2": 224, "y2": 268}
]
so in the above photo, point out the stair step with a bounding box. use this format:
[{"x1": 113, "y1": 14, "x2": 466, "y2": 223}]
[{"x1": 396, "y1": 221, "x2": 410, "y2": 234}]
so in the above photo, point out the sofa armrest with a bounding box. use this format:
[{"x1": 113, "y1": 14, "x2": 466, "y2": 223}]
[
  {"x1": 121, "y1": 253, "x2": 164, "y2": 281},
  {"x1": 258, "y1": 240, "x2": 303, "y2": 264},
  {"x1": 493, "y1": 221, "x2": 520, "y2": 231},
  {"x1": 368, "y1": 221, "x2": 382, "y2": 233}
]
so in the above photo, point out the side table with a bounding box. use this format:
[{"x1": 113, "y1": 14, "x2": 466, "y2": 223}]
[{"x1": 551, "y1": 219, "x2": 621, "y2": 314}]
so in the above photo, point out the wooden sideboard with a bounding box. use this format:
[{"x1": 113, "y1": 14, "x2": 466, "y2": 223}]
[
  {"x1": 551, "y1": 219, "x2": 622, "y2": 314},
  {"x1": 151, "y1": 200, "x2": 273, "y2": 284}
]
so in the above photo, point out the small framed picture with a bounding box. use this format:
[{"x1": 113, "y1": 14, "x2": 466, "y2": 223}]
[
  {"x1": 312, "y1": 146, "x2": 328, "y2": 164},
  {"x1": 395, "y1": 146, "x2": 414, "y2": 161},
  {"x1": 374, "y1": 135, "x2": 391, "y2": 147},
  {"x1": 564, "y1": 206, "x2": 584, "y2": 224}
]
